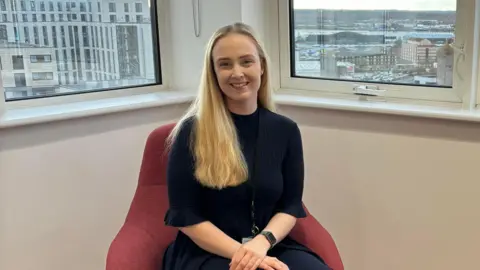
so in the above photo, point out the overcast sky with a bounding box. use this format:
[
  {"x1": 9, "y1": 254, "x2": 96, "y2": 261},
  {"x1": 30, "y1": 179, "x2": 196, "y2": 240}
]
[{"x1": 293, "y1": 0, "x2": 456, "y2": 11}]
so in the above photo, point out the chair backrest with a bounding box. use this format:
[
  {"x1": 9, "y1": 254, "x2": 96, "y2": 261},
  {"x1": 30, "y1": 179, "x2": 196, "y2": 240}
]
[
  {"x1": 138, "y1": 122, "x2": 176, "y2": 187},
  {"x1": 124, "y1": 123, "x2": 176, "y2": 227}
]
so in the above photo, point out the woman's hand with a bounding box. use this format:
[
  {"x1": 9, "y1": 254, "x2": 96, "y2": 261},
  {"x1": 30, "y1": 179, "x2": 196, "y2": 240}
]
[
  {"x1": 258, "y1": 256, "x2": 289, "y2": 270},
  {"x1": 229, "y1": 236, "x2": 270, "y2": 270}
]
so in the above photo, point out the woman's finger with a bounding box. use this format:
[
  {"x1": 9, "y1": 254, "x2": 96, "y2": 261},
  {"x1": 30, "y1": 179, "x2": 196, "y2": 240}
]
[
  {"x1": 244, "y1": 255, "x2": 257, "y2": 270},
  {"x1": 274, "y1": 258, "x2": 289, "y2": 270},
  {"x1": 234, "y1": 251, "x2": 252, "y2": 270},
  {"x1": 259, "y1": 260, "x2": 275, "y2": 270},
  {"x1": 248, "y1": 257, "x2": 263, "y2": 270},
  {"x1": 229, "y1": 247, "x2": 246, "y2": 270}
]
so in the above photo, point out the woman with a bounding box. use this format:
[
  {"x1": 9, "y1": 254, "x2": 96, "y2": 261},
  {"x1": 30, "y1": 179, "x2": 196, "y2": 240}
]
[{"x1": 163, "y1": 22, "x2": 330, "y2": 270}]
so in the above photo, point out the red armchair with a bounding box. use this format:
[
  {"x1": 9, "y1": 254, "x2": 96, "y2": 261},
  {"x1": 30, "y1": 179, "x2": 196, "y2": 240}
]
[{"x1": 106, "y1": 123, "x2": 344, "y2": 270}]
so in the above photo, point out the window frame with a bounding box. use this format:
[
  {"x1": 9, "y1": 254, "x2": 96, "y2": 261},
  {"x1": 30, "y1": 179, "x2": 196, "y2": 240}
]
[
  {"x1": 4, "y1": 0, "x2": 172, "y2": 109},
  {"x1": 277, "y1": 0, "x2": 477, "y2": 104},
  {"x1": 474, "y1": 0, "x2": 480, "y2": 107}
]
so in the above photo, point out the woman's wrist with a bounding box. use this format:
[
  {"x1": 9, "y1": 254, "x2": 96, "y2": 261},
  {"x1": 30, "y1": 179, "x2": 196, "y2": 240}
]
[
  {"x1": 253, "y1": 234, "x2": 272, "y2": 251},
  {"x1": 228, "y1": 241, "x2": 243, "y2": 259}
]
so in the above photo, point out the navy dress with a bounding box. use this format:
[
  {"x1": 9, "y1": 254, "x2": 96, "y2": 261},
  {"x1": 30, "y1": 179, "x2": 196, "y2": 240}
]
[{"x1": 163, "y1": 107, "x2": 330, "y2": 270}]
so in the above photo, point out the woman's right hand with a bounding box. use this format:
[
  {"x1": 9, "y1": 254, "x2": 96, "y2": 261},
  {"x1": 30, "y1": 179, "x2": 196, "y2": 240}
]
[
  {"x1": 229, "y1": 244, "x2": 266, "y2": 270},
  {"x1": 258, "y1": 256, "x2": 289, "y2": 270}
]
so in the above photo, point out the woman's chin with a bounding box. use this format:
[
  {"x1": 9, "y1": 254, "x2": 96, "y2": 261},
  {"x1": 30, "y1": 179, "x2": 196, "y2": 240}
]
[{"x1": 226, "y1": 89, "x2": 254, "y2": 100}]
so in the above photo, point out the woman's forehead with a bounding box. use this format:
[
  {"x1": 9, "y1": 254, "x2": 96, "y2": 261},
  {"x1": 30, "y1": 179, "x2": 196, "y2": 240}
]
[{"x1": 212, "y1": 34, "x2": 259, "y2": 59}]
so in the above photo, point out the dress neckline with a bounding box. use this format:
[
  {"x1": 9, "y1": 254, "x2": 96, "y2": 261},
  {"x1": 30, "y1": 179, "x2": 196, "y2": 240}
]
[{"x1": 230, "y1": 107, "x2": 259, "y2": 120}]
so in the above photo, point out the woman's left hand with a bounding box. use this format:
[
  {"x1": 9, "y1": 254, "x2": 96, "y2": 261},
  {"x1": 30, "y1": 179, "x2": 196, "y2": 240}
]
[{"x1": 229, "y1": 235, "x2": 271, "y2": 270}]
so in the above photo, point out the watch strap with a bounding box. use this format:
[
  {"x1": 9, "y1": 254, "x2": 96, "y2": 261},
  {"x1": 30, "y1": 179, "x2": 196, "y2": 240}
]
[{"x1": 260, "y1": 231, "x2": 277, "y2": 249}]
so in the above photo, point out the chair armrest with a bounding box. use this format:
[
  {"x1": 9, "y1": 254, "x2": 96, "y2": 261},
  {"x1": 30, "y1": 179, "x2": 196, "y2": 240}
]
[
  {"x1": 290, "y1": 215, "x2": 344, "y2": 270},
  {"x1": 106, "y1": 223, "x2": 167, "y2": 270}
]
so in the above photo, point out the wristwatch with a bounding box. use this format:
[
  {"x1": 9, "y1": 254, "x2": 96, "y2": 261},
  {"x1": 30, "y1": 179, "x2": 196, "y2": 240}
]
[{"x1": 260, "y1": 231, "x2": 277, "y2": 249}]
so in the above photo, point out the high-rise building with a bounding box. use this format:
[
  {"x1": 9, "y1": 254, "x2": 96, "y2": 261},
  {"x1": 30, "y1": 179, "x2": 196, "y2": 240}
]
[
  {"x1": 0, "y1": 0, "x2": 155, "y2": 99},
  {"x1": 401, "y1": 38, "x2": 437, "y2": 67}
]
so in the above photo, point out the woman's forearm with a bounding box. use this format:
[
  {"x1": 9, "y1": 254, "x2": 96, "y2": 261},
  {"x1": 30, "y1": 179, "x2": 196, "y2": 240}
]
[
  {"x1": 261, "y1": 213, "x2": 297, "y2": 243},
  {"x1": 180, "y1": 221, "x2": 242, "y2": 259}
]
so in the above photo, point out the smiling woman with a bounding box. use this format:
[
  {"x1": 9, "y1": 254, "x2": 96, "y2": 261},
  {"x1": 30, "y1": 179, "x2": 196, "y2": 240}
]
[
  {"x1": 212, "y1": 33, "x2": 265, "y2": 115},
  {"x1": 162, "y1": 22, "x2": 330, "y2": 270}
]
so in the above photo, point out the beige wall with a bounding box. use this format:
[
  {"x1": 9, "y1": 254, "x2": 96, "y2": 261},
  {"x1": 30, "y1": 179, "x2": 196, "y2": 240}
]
[
  {"x1": 279, "y1": 105, "x2": 480, "y2": 270},
  {"x1": 1, "y1": 104, "x2": 480, "y2": 270},
  {"x1": 0, "y1": 103, "x2": 189, "y2": 270}
]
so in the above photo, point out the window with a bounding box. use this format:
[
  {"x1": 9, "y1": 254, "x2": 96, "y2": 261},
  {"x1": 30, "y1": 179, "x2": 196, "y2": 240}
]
[
  {"x1": 12, "y1": 56, "x2": 24, "y2": 70},
  {"x1": 135, "y1": 3, "x2": 142, "y2": 13},
  {"x1": 3, "y1": 0, "x2": 162, "y2": 101},
  {"x1": 30, "y1": 55, "x2": 52, "y2": 63},
  {"x1": 280, "y1": 0, "x2": 477, "y2": 103},
  {"x1": 32, "y1": 72, "x2": 54, "y2": 81}
]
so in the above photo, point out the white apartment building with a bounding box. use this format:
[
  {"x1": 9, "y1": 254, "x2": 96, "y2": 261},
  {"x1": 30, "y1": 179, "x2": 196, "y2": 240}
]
[
  {"x1": 0, "y1": 0, "x2": 155, "y2": 99},
  {"x1": 0, "y1": 41, "x2": 57, "y2": 98},
  {"x1": 401, "y1": 38, "x2": 437, "y2": 67}
]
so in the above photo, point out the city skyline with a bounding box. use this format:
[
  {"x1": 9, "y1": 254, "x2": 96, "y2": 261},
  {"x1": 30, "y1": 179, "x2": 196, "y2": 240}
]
[{"x1": 293, "y1": 0, "x2": 456, "y2": 11}]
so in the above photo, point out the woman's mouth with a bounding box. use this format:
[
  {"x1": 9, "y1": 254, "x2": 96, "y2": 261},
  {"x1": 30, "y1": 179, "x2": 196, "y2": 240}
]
[{"x1": 230, "y1": 82, "x2": 249, "y2": 89}]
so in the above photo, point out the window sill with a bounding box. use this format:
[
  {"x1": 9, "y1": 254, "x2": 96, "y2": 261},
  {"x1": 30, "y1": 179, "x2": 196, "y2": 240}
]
[
  {"x1": 0, "y1": 91, "x2": 196, "y2": 129},
  {"x1": 275, "y1": 91, "x2": 480, "y2": 123},
  {"x1": 2, "y1": 89, "x2": 478, "y2": 129}
]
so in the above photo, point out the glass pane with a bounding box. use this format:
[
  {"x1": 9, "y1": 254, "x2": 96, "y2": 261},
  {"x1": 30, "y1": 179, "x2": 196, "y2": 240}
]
[
  {"x1": 3, "y1": 0, "x2": 160, "y2": 101},
  {"x1": 291, "y1": 0, "x2": 456, "y2": 88}
]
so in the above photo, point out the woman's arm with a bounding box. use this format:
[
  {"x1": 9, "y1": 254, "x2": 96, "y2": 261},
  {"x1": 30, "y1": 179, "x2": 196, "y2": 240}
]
[
  {"x1": 180, "y1": 221, "x2": 242, "y2": 259},
  {"x1": 255, "y1": 213, "x2": 297, "y2": 246},
  {"x1": 165, "y1": 120, "x2": 243, "y2": 260}
]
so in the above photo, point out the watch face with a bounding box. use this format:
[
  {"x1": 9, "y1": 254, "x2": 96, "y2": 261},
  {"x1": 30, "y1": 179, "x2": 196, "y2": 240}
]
[{"x1": 263, "y1": 231, "x2": 276, "y2": 245}]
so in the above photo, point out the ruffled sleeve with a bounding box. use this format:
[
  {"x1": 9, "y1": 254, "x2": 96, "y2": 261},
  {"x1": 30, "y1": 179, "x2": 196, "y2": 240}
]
[
  {"x1": 275, "y1": 123, "x2": 307, "y2": 218},
  {"x1": 164, "y1": 119, "x2": 207, "y2": 227}
]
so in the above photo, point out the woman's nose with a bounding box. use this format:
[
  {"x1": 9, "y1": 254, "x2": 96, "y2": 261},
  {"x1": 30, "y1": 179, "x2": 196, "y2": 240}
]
[{"x1": 231, "y1": 64, "x2": 244, "y2": 78}]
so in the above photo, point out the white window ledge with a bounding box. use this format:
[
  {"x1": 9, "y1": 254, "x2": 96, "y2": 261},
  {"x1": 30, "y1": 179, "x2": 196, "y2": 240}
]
[
  {"x1": 2, "y1": 90, "x2": 479, "y2": 129},
  {"x1": 0, "y1": 91, "x2": 196, "y2": 129},
  {"x1": 275, "y1": 92, "x2": 480, "y2": 123}
]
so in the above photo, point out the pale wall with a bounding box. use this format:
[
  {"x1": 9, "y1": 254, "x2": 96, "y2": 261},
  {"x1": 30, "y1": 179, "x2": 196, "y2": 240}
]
[
  {"x1": 1, "y1": 104, "x2": 479, "y2": 270},
  {"x1": 279, "y1": 105, "x2": 480, "y2": 270},
  {"x1": 0, "y1": 103, "x2": 189, "y2": 270}
]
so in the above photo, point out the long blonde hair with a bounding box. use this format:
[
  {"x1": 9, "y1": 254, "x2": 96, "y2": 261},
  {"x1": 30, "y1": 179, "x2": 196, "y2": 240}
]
[{"x1": 167, "y1": 22, "x2": 276, "y2": 189}]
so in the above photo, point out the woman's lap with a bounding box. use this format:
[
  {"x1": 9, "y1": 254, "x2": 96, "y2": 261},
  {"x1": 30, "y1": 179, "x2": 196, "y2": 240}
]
[
  {"x1": 274, "y1": 249, "x2": 330, "y2": 270},
  {"x1": 199, "y1": 256, "x2": 230, "y2": 269},
  {"x1": 199, "y1": 249, "x2": 329, "y2": 270}
]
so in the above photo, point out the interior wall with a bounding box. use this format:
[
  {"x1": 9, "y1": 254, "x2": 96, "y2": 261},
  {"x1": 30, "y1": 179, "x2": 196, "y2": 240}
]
[
  {"x1": 0, "y1": 103, "x2": 189, "y2": 270},
  {"x1": 278, "y1": 105, "x2": 480, "y2": 270},
  {"x1": 2, "y1": 104, "x2": 479, "y2": 270}
]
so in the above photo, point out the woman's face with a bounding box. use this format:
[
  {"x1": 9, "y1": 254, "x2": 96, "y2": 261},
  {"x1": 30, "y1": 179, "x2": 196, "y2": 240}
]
[{"x1": 211, "y1": 33, "x2": 263, "y2": 110}]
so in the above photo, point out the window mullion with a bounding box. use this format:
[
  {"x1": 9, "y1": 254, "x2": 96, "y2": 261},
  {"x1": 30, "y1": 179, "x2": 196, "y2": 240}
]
[
  {"x1": 0, "y1": 76, "x2": 5, "y2": 114},
  {"x1": 473, "y1": 0, "x2": 480, "y2": 107},
  {"x1": 451, "y1": 0, "x2": 476, "y2": 108}
]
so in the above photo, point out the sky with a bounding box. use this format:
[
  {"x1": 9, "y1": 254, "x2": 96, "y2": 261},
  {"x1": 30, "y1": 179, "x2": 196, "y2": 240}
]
[{"x1": 293, "y1": 0, "x2": 456, "y2": 11}]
